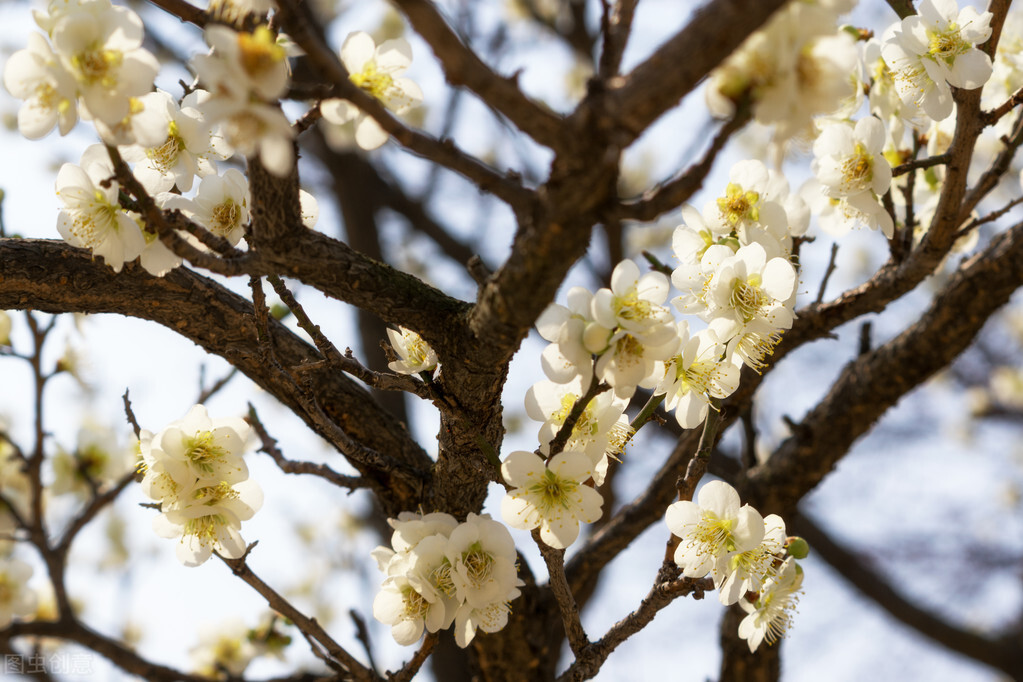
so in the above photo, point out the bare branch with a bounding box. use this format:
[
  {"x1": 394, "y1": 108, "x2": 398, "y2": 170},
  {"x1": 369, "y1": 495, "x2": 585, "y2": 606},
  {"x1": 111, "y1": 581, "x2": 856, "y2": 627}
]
[
  {"x1": 221, "y1": 554, "x2": 378, "y2": 681},
  {"x1": 792, "y1": 512, "x2": 1023, "y2": 678},
  {"x1": 392, "y1": 0, "x2": 565, "y2": 149},
  {"x1": 598, "y1": 0, "x2": 789, "y2": 143},
  {"x1": 748, "y1": 217, "x2": 1023, "y2": 516},
  {"x1": 273, "y1": 0, "x2": 537, "y2": 216},
  {"x1": 147, "y1": 0, "x2": 207, "y2": 27},
  {"x1": 556, "y1": 575, "x2": 714, "y2": 681},
  {"x1": 612, "y1": 104, "x2": 751, "y2": 223},
  {"x1": 247, "y1": 404, "x2": 369, "y2": 490},
  {"x1": 536, "y1": 536, "x2": 589, "y2": 657}
]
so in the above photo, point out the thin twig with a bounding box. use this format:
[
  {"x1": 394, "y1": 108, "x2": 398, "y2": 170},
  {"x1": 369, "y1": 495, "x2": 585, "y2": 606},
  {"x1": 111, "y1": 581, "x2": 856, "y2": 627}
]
[
  {"x1": 891, "y1": 152, "x2": 950, "y2": 177},
  {"x1": 982, "y1": 85, "x2": 1023, "y2": 124},
  {"x1": 546, "y1": 375, "x2": 610, "y2": 459},
  {"x1": 611, "y1": 104, "x2": 752, "y2": 223},
  {"x1": 387, "y1": 633, "x2": 437, "y2": 682},
  {"x1": 247, "y1": 404, "x2": 368, "y2": 490},
  {"x1": 536, "y1": 532, "x2": 589, "y2": 656},
  {"x1": 220, "y1": 554, "x2": 378, "y2": 681},
  {"x1": 955, "y1": 194, "x2": 1023, "y2": 241},
  {"x1": 197, "y1": 367, "x2": 240, "y2": 404},
  {"x1": 555, "y1": 575, "x2": 714, "y2": 681},
  {"x1": 815, "y1": 243, "x2": 840, "y2": 304},
  {"x1": 121, "y1": 389, "x2": 142, "y2": 439}
]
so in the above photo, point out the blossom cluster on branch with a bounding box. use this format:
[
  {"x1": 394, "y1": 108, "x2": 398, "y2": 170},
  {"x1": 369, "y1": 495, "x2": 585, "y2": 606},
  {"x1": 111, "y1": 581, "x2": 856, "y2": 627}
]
[
  {"x1": 372, "y1": 511, "x2": 523, "y2": 648},
  {"x1": 139, "y1": 404, "x2": 263, "y2": 567}
]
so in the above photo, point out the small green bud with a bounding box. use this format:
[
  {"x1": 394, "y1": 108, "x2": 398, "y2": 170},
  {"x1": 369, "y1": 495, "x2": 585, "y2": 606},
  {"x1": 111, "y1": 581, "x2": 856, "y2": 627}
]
[
  {"x1": 785, "y1": 536, "x2": 809, "y2": 559},
  {"x1": 270, "y1": 304, "x2": 290, "y2": 321}
]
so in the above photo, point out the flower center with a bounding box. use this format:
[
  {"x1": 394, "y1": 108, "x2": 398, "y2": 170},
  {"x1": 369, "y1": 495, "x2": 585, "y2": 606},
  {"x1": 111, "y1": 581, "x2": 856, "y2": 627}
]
[
  {"x1": 689, "y1": 512, "x2": 735, "y2": 555},
  {"x1": 71, "y1": 46, "x2": 122, "y2": 87},
  {"x1": 184, "y1": 431, "x2": 228, "y2": 475},
  {"x1": 192, "y1": 481, "x2": 239, "y2": 506},
  {"x1": 928, "y1": 25, "x2": 970, "y2": 66},
  {"x1": 237, "y1": 27, "x2": 286, "y2": 79},
  {"x1": 462, "y1": 543, "x2": 494, "y2": 587},
  {"x1": 717, "y1": 184, "x2": 760, "y2": 226},
  {"x1": 528, "y1": 469, "x2": 577, "y2": 514},
  {"x1": 729, "y1": 276, "x2": 769, "y2": 323},
  {"x1": 401, "y1": 584, "x2": 431, "y2": 621},
  {"x1": 841, "y1": 143, "x2": 873, "y2": 192},
  {"x1": 211, "y1": 199, "x2": 241, "y2": 236},
  {"x1": 735, "y1": 327, "x2": 784, "y2": 374},
  {"x1": 147, "y1": 121, "x2": 187, "y2": 172},
  {"x1": 183, "y1": 513, "x2": 229, "y2": 545},
  {"x1": 614, "y1": 290, "x2": 655, "y2": 323},
  {"x1": 351, "y1": 63, "x2": 394, "y2": 100}
]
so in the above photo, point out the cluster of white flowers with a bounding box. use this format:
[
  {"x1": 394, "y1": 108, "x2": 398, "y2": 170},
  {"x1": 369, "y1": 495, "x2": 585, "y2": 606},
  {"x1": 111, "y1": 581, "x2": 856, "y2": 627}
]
[
  {"x1": 881, "y1": 0, "x2": 993, "y2": 122},
  {"x1": 372, "y1": 512, "x2": 523, "y2": 648},
  {"x1": 2, "y1": 0, "x2": 159, "y2": 140},
  {"x1": 321, "y1": 32, "x2": 424, "y2": 151},
  {"x1": 707, "y1": 0, "x2": 859, "y2": 140},
  {"x1": 191, "y1": 24, "x2": 295, "y2": 176},
  {"x1": 666, "y1": 481, "x2": 805, "y2": 652},
  {"x1": 508, "y1": 156, "x2": 804, "y2": 550},
  {"x1": 139, "y1": 405, "x2": 262, "y2": 567}
]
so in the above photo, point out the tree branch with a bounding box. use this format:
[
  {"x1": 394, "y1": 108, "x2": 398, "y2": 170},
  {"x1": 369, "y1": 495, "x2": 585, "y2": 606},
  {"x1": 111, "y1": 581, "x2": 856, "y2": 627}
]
[
  {"x1": 0, "y1": 239, "x2": 431, "y2": 514},
  {"x1": 391, "y1": 0, "x2": 565, "y2": 149},
  {"x1": 597, "y1": 0, "x2": 789, "y2": 143},
  {"x1": 748, "y1": 217, "x2": 1023, "y2": 516},
  {"x1": 791, "y1": 512, "x2": 1023, "y2": 678}
]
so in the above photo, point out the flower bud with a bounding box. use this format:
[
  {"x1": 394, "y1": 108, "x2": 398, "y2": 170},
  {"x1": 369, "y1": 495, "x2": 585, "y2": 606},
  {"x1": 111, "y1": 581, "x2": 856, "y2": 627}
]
[{"x1": 785, "y1": 536, "x2": 809, "y2": 559}]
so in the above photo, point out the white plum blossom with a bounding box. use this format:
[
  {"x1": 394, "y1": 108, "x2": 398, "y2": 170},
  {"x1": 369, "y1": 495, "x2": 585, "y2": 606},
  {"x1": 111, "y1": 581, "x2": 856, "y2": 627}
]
[
  {"x1": 702, "y1": 242, "x2": 797, "y2": 333},
  {"x1": 672, "y1": 203, "x2": 738, "y2": 271},
  {"x1": 321, "y1": 32, "x2": 424, "y2": 151},
  {"x1": 813, "y1": 117, "x2": 892, "y2": 200},
  {"x1": 140, "y1": 404, "x2": 261, "y2": 567},
  {"x1": 501, "y1": 450, "x2": 603, "y2": 549},
  {"x1": 655, "y1": 324, "x2": 739, "y2": 430},
  {"x1": 119, "y1": 90, "x2": 225, "y2": 193},
  {"x1": 190, "y1": 618, "x2": 258, "y2": 677},
  {"x1": 386, "y1": 327, "x2": 438, "y2": 375},
  {"x1": 536, "y1": 287, "x2": 605, "y2": 386},
  {"x1": 714, "y1": 513, "x2": 786, "y2": 606},
  {"x1": 2, "y1": 32, "x2": 79, "y2": 139},
  {"x1": 881, "y1": 0, "x2": 993, "y2": 121},
  {"x1": 665, "y1": 480, "x2": 765, "y2": 579},
  {"x1": 705, "y1": 160, "x2": 790, "y2": 251},
  {"x1": 374, "y1": 572, "x2": 450, "y2": 646},
  {"x1": 55, "y1": 145, "x2": 145, "y2": 273},
  {"x1": 371, "y1": 512, "x2": 521, "y2": 648},
  {"x1": 593, "y1": 327, "x2": 678, "y2": 398},
  {"x1": 164, "y1": 168, "x2": 251, "y2": 246},
  {"x1": 810, "y1": 116, "x2": 895, "y2": 238},
  {"x1": 193, "y1": 25, "x2": 290, "y2": 103},
  {"x1": 706, "y1": 2, "x2": 858, "y2": 140},
  {"x1": 800, "y1": 178, "x2": 896, "y2": 240},
  {"x1": 591, "y1": 259, "x2": 674, "y2": 336},
  {"x1": 738, "y1": 557, "x2": 804, "y2": 652},
  {"x1": 51, "y1": 420, "x2": 134, "y2": 498},
  {"x1": 50, "y1": 1, "x2": 159, "y2": 127},
  {"x1": 524, "y1": 378, "x2": 632, "y2": 485},
  {"x1": 199, "y1": 96, "x2": 294, "y2": 177}
]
